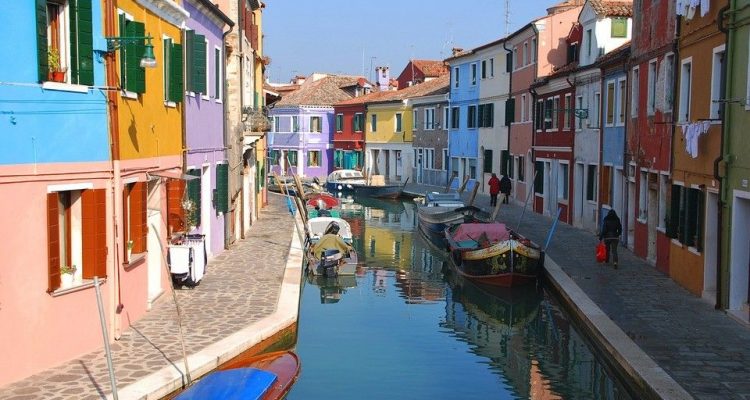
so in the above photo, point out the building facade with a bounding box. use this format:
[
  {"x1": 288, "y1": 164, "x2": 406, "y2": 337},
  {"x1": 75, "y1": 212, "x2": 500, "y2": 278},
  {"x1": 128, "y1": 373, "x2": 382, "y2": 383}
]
[{"x1": 408, "y1": 76, "x2": 450, "y2": 186}]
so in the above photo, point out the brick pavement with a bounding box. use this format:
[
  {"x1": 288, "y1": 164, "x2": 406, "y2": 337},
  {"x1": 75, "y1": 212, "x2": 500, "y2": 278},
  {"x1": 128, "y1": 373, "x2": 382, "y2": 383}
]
[
  {"x1": 405, "y1": 182, "x2": 750, "y2": 400},
  {"x1": 0, "y1": 193, "x2": 296, "y2": 400}
]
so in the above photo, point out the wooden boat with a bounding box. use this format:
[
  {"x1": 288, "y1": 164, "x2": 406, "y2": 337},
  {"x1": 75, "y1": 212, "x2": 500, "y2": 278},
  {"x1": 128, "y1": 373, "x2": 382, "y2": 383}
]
[
  {"x1": 305, "y1": 193, "x2": 340, "y2": 209},
  {"x1": 415, "y1": 192, "x2": 488, "y2": 249},
  {"x1": 306, "y1": 216, "x2": 358, "y2": 276},
  {"x1": 445, "y1": 222, "x2": 543, "y2": 287},
  {"x1": 326, "y1": 169, "x2": 404, "y2": 199},
  {"x1": 175, "y1": 351, "x2": 300, "y2": 400}
]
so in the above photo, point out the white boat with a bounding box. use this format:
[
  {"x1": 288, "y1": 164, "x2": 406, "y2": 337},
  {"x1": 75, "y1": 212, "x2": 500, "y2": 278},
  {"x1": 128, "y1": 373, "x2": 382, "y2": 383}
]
[
  {"x1": 326, "y1": 169, "x2": 404, "y2": 199},
  {"x1": 306, "y1": 217, "x2": 358, "y2": 276}
]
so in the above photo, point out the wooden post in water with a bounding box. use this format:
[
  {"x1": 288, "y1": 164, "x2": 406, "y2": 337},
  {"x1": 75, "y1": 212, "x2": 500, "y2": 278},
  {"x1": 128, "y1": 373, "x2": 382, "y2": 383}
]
[
  {"x1": 467, "y1": 182, "x2": 480, "y2": 206},
  {"x1": 457, "y1": 175, "x2": 469, "y2": 194}
]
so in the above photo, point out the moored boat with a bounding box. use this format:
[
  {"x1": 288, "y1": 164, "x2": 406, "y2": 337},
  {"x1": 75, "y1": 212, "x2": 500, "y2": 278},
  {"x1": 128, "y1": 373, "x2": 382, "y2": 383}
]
[
  {"x1": 306, "y1": 216, "x2": 358, "y2": 276},
  {"x1": 175, "y1": 350, "x2": 300, "y2": 400},
  {"x1": 415, "y1": 192, "x2": 488, "y2": 249},
  {"x1": 326, "y1": 169, "x2": 404, "y2": 199},
  {"x1": 445, "y1": 222, "x2": 543, "y2": 287}
]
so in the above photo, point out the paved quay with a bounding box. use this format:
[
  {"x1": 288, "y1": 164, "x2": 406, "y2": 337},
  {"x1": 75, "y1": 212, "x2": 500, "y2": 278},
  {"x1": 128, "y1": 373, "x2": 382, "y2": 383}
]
[
  {"x1": 405, "y1": 182, "x2": 750, "y2": 400},
  {"x1": 0, "y1": 193, "x2": 303, "y2": 400}
]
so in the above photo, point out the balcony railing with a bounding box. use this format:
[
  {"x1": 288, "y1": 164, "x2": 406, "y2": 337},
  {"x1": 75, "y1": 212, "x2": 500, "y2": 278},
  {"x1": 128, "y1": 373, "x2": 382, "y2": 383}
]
[{"x1": 242, "y1": 106, "x2": 271, "y2": 133}]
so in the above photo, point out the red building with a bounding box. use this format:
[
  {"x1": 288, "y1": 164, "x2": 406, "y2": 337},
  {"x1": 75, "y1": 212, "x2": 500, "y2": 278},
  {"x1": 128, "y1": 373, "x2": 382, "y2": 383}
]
[
  {"x1": 332, "y1": 88, "x2": 371, "y2": 170},
  {"x1": 626, "y1": 0, "x2": 677, "y2": 271},
  {"x1": 396, "y1": 60, "x2": 449, "y2": 90}
]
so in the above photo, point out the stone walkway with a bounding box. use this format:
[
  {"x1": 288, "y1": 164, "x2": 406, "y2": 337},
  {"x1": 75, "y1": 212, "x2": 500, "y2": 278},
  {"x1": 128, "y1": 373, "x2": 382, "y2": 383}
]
[
  {"x1": 0, "y1": 194, "x2": 296, "y2": 400},
  {"x1": 405, "y1": 183, "x2": 750, "y2": 400}
]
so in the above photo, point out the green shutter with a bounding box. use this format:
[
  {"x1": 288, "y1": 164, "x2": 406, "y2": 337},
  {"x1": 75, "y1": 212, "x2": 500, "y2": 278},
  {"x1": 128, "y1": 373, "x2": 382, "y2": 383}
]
[
  {"x1": 193, "y1": 33, "x2": 207, "y2": 94},
  {"x1": 611, "y1": 18, "x2": 627, "y2": 38},
  {"x1": 185, "y1": 30, "x2": 194, "y2": 92},
  {"x1": 124, "y1": 20, "x2": 143, "y2": 92},
  {"x1": 216, "y1": 163, "x2": 229, "y2": 214},
  {"x1": 119, "y1": 14, "x2": 126, "y2": 87},
  {"x1": 170, "y1": 43, "x2": 184, "y2": 102},
  {"x1": 70, "y1": 0, "x2": 94, "y2": 85},
  {"x1": 506, "y1": 52, "x2": 513, "y2": 73},
  {"x1": 132, "y1": 21, "x2": 146, "y2": 93},
  {"x1": 667, "y1": 185, "x2": 680, "y2": 238},
  {"x1": 187, "y1": 169, "x2": 202, "y2": 226},
  {"x1": 36, "y1": 0, "x2": 48, "y2": 82},
  {"x1": 501, "y1": 150, "x2": 510, "y2": 175},
  {"x1": 214, "y1": 48, "x2": 220, "y2": 100},
  {"x1": 505, "y1": 99, "x2": 515, "y2": 126}
]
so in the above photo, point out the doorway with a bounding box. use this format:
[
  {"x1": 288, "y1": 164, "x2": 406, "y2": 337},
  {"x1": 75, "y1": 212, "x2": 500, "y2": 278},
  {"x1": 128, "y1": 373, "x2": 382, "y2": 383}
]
[
  {"x1": 574, "y1": 163, "x2": 584, "y2": 227},
  {"x1": 201, "y1": 164, "x2": 212, "y2": 258},
  {"x1": 146, "y1": 180, "x2": 162, "y2": 306},
  {"x1": 647, "y1": 178, "x2": 658, "y2": 264},
  {"x1": 627, "y1": 178, "x2": 636, "y2": 249},
  {"x1": 703, "y1": 191, "x2": 719, "y2": 303},
  {"x1": 729, "y1": 195, "x2": 750, "y2": 317}
]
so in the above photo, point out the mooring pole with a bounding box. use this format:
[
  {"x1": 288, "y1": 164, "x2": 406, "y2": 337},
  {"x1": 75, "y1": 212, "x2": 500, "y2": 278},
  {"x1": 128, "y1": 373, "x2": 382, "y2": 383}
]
[
  {"x1": 94, "y1": 277, "x2": 118, "y2": 400},
  {"x1": 544, "y1": 207, "x2": 563, "y2": 252}
]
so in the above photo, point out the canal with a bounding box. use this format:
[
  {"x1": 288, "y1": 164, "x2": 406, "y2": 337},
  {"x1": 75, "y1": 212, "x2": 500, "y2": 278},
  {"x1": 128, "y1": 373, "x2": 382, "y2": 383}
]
[{"x1": 287, "y1": 197, "x2": 633, "y2": 399}]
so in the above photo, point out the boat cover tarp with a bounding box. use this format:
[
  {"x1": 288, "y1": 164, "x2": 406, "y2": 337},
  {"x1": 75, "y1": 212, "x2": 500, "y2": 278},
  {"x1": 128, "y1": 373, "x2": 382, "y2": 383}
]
[
  {"x1": 175, "y1": 368, "x2": 277, "y2": 400},
  {"x1": 452, "y1": 223, "x2": 509, "y2": 243},
  {"x1": 306, "y1": 194, "x2": 340, "y2": 209}
]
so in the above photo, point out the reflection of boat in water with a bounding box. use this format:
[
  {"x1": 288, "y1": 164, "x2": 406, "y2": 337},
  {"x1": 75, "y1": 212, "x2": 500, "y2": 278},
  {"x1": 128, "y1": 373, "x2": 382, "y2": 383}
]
[
  {"x1": 354, "y1": 195, "x2": 406, "y2": 214},
  {"x1": 306, "y1": 274, "x2": 357, "y2": 304},
  {"x1": 175, "y1": 350, "x2": 300, "y2": 400}
]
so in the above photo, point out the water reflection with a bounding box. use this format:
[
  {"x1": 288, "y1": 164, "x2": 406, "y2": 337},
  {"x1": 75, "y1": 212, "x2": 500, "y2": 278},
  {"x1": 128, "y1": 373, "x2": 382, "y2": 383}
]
[{"x1": 295, "y1": 198, "x2": 632, "y2": 400}]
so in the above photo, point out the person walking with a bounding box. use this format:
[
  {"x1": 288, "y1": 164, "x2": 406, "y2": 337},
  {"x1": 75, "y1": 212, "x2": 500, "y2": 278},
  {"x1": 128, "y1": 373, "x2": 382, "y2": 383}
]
[
  {"x1": 599, "y1": 209, "x2": 623, "y2": 268},
  {"x1": 499, "y1": 174, "x2": 512, "y2": 204},
  {"x1": 488, "y1": 173, "x2": 501, "y2": 206}
]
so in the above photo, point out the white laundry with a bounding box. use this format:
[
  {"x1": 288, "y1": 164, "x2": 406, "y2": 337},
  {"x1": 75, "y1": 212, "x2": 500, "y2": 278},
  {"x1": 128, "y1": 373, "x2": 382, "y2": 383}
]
[
  {"x1": 169, "y1": 245, "x2": 191, "y2": 274},
  {"x1": 701, "y1": 0, "x2": 710, "y2": 17}
]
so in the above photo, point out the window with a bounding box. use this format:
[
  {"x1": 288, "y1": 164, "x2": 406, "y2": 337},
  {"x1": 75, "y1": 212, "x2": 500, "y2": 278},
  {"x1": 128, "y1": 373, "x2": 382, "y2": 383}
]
[
  {"x1": 518, "y1": 156, "x2": 525, "y2": 182},
  {"x1": 523, "y1": 42, "x2": 529, "y2": 66},
  {"x1": 631, "y1": 67, "x2": 639, "y2": 117},
  {"x1": 215, "y1": 163, "x2": 229, "y2": 213},
  {"x1": 586, "y1": 164, "x2": 597, "y2": 201},
  {"x1": 586, "y1": 29, "x2": 592, "y2": 59},
  {"x1": 679, "y1": 59, "x2": 692, "y2": 122},
  {"x1": 564, "y1": 94, "x2": 572, "y2": 129},
  {"x1": 639, "y1": 171, "x2": 648, "y2": 220},
  {"x1": 606, "y1": 81, "x2": 615, "y2": 126},
  {"x1": 450, "y1": 107, "x2": 460, "y2": 129},
  {"x1": 479, "y1": 103, "x2": 494, "y2": 128},
  {"x1": 481, "y1": 60, "x2": 487, "y2": 79},
  {"x1": 395, "y1": 113, "x2": 403, "y2": 132},
  {"x1": 334, "y1": 150, "x2": 343, "y2": 168},
  {"x1": 471, "y1": 63, "x2": 477, "y2": 85},
  {"x1": 117, "y1": 12, "x2": 148, "y2": 94},
  {"x1": 521, "y1": 94, "x2": 527, "y2": 122},
  {"x1": 310, "y1": 116, "x2": 321, "y2": 133},
  {"x1": 665, "y1": 53, "x2": 675, "y2": 109},
  {"x1": 335, "y1": 113, "x2": 343, "y2": 132},
  {"x1": 202, "y1": 38, "x2": 210, "y2": 98},
  {"x1": 536, "y1": 99, "x2": 544, "y2": 131},
  {"x1": 544, "y1": 98, "x2": 554, "y2": 130},
  {"x1": 552, "y1": 97, "x2": 560, "y2": 130},
  {"x1": 513, "y1": 48, "x2": 518, "y2": 69},
  {"x1": 370, "y1": 114, "x2": 377, "y2": 132},
  {"x1": 611, "y1": 17, "x2": 628, "y2": 38},
  {"x1": 273, "y1": 116, "x2": 279, "y2": 132},
  {"x1": 353, "y1": 113, "x2": 364, "y2": 132},
  {"x1": 307, "y1": 151, "x2": 321, "y2": 167},
  {"x1": 592, "y1": 92, "x2": 601, "y2": 127},
  {"x1": 601, "y1": 166, "x2": 612, "y2": 206},
  {"x1": 647, "y1": 59, "x2": 657, "y2": 115},
  {"x1": 710, "y1": 45, "x2": 726, "y2": 120},
  {"x1": 534, "y1": 161, "x2": 545, "y2": 194},
  {"x1": 531, "y1": 38, "x2": 537, "y2": 62},
  {"x1": 467, "y1": 105, "x2": 477, "y2": 128},
  {"x1": 162, "y1": 37, "x2": 184, "y2": 103},
  {"x1": 617, "y1": 78, "x2": 626, "y2": 125},
  {"x1": 413, "y1": 110, "x2": 418, "y2": 129},
  {"x1": 269, "y1": 149, "x2": 280, "y2": 165},
  {"x1": 185, "y1": 30, "x2": 207, "y2": 94},
  {"x1": 668, "y1": 185, "x2": 704, "y2": 250},
  {"x1": 214, "y1": 47, "x2": 222, "y2": 101},
  {"x1": 454, "y1": 67, "x2": 459, "y2": 88},
  {"x1": 444, "y1": 107, "x2": 449, "y2": 129},
  {"x1": 483, "y1": 149, "x2": 493, "y2": 173},
  {"x1": 292, "y1": 116, "x2": 299, "y2": 132},
  {"x1": 443, "y1": 149, "x2": 449, "y2": 171},
  {"x1": 490, "y1": 57, "x2": 495, "y2": 77},
  {"x1": 287, "y1": 150, "x2": 298, "y2": 166},
  {"x1": 46, "y1": 187, "x2": 107, "y2": 292},
  {"x1": 469, "y1": 159, "x2": 477, "y2": 179},
  {"x1": 424, "y1": 108, "x2": 435, "y2": 130},
  {"x1": 558, "y1": 163, "x2": 569, "y2": 200},
  {"x1": 40, "y1": 0, "x2": 95, "y2": 85},
  {"x1": 576, "y1": 95, "x2": 584, "y2": 129}
]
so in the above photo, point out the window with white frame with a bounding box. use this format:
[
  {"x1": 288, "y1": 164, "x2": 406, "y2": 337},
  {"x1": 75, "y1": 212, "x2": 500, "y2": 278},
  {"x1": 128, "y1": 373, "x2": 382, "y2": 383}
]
[
  {"x1": 552, "y1": 96, "x2": 560, "y2": 130},
  {"x1": 710, "y1": 45, "x2": 726, "y2": 120},
  {"x1": 468, "y1": 105, "x2": 477, "y2": 129},
  {"x1": 631, "y1": 66, "x2": 639, "y2": 117},
  {"x1": 617, "y1": 78, "x2": 626, "y2": 126},
  {"x1": 518, "y1": 155, "x2": 525, "y2": 182},
  {"x1": 454, "y1": 67, "x2": 459, "y2": 88},
  {"x1": 413, "y1": 109, "x2": 418, "y2": 129},
  {"x1": 481, "y1": 60, "x2": 487, "y2": 79},
  {"x1": 531, "y1": 38, "x2": 537, "y2": 62},
  {"x1": 310, "y1": 116, "x2": 321, "y2": 133},
  {"x1": 606, "y1": 81, "x2": 616, "y2": 126},
  {"x1": 292, "y1": 116, "x2": 299, "y2": 132},
  {"x1": 665, "y1": 53, "x2": 675, "y2": 110},
  {"x1": 202, "y1": 38, "x2": 210, "y2": 99},
  {"x1": 558, "y1": 163, "x2": 569, "y2": 200},
  {"x1": 395, "y1": 113, "x2": 403, "y2": 132},
  {"x1": 450, "y1": 107, "x2": 459, "y2": 129},
  {"x1": 679, "y1": 58, "x2": 692, "y2": 123},
  {"x1": 586, "y1": 29, "x2": 593, "y2": 60},
  {"x1": 647, "y1": 59, "x2": 657, "y2": 115},
  {"x1": 576, "y1": 94, "x2": 584, "y2": 129},
  {"x1": 425, "y1": 108, "x2": 435, "y2": 130},
  {"x1": 162, "y1": 36, "x2": 184, "y2": 104},
  {"x1": 335, "y1": 113, "x2": 343, "y2": 132},
  {"x1": 521, "y1": 94, "x2": 527, "y2": 122},
  {"x1": 443, "y1": 149, "x2": 449, "y2": 171},
  {"x1": 592, "y1": 92, "x2": 601, "y2": 127},
  {"x1": 523, "y1": 42, "x2": 528, "y2": 66},
  {"x1": 471, "y1": 63, "x2": 477, "y2": 85},
  {"x1": 273, "y1": 116, "x2": 279, "y2": 132},
  {"x1": 564, "y1": 94, "x2": 572, "y2": 129},
  {"x1": 490, "y1": 57, "x2": 495, "y2": 77},
  {"x1": 353, "y1": 113, "x2": 364, "y2": 132},
  {"x1": 214, "y1": 47, "x2": 222, "y2": 102},
  {"x1": 536, "y1": 99, "x2": 544, "y2": 131},
  {"x1": 370, "y1": 113, "x2": 377, "y2": 132},
  {"x1": 307, "y1": 150, "x2": 321, "y2": 167}
]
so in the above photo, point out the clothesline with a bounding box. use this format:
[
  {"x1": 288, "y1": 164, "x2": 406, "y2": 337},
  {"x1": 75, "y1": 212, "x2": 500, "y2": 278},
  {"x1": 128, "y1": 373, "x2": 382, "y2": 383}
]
[
  {"x1": 676, "y1": 0, "x2": 710, "y2": 19},
  {"x1": 680, "y1": 121, "x2": 712, "y2": 159}
]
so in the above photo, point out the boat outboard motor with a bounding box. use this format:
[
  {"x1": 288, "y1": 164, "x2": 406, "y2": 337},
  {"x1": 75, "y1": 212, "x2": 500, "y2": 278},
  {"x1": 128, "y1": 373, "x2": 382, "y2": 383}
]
[{"x1": 319, "y1": 249, "x2": 343, "y2": 277}]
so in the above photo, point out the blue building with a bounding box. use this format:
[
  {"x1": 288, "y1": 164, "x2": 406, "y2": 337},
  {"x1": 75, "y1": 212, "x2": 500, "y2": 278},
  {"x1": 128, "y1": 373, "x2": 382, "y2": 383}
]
[{"x1": 445, "y1": 52, "x2": 481, "y2": 181}]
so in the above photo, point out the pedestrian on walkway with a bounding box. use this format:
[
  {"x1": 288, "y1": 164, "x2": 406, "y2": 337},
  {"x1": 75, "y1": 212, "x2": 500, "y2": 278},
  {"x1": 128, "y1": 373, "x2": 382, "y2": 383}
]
[
  {"x1": 599, "y1": 209, "x2": 623, "y2": 268},
  {"x1": 488, "y1": 173, "x2": 501, "y2": 206},
  {"x1": 500, "y1": 174, "x2": 512, "y2": 204}
]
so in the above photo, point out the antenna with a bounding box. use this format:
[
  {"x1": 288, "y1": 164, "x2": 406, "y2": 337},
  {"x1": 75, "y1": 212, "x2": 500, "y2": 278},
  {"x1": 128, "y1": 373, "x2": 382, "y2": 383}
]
[{"x1": 505, "y1": 0, "x2": 511, "y2": 36}]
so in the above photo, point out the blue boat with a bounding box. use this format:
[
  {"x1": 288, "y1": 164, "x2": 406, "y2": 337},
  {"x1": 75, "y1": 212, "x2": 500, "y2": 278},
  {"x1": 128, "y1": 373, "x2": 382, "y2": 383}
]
[{"x1": 415, "y1": 192, "x2": 487, "y2": 249}]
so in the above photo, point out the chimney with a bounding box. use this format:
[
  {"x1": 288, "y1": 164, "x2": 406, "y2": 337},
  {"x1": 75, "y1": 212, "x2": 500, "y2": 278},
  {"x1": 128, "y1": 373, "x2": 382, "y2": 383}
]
[
  {"x1": 451, "y1": 47, "x2": 464, "y2": 56},
  {"x1": 375, "y1": 66, "x2": 390, "y2": 91}
]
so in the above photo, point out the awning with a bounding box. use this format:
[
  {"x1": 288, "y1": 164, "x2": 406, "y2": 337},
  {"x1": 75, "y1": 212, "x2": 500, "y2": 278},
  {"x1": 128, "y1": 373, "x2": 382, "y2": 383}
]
[{"x1": 148, "y1": 170, "x2": 199, "y2": 181}]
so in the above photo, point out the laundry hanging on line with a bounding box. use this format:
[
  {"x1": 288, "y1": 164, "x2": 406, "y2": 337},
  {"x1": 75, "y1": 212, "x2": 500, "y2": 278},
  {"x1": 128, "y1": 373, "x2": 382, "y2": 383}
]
[{"x1": 680, "y1": 121, "x2": 711, "y2": 159}]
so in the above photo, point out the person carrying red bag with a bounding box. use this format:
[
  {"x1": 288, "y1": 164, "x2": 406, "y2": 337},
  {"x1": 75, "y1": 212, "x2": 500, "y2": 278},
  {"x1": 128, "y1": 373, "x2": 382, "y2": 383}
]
[{"x1": 599, "y1": 209, "x2": 623, "y2": 268}]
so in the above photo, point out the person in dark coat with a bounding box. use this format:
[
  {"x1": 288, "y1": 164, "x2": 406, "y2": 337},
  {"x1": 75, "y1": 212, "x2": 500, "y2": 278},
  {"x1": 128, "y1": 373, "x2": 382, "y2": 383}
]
[
  {"x1": 599, "y1": 209, "x2": 623, "y2": 268},
  {"x1": 488, "y1": 173, "x2": 501, "y2": 206},
  {"x1": 499, "y1": 174, "x2": 512, "y2": 204}
]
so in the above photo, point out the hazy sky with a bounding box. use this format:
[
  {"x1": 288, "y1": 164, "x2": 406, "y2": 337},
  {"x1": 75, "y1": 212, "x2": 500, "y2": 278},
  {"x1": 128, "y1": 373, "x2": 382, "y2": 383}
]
[{"x1": 263, "y1": 0, "x2": 562, "y2": 83}]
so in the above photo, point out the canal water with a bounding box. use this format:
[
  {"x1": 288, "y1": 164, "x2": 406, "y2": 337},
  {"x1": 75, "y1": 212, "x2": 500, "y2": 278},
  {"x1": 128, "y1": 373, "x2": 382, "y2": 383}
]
[{"x1": 287, "y1": 198, "x2": 633, "y2": 400}]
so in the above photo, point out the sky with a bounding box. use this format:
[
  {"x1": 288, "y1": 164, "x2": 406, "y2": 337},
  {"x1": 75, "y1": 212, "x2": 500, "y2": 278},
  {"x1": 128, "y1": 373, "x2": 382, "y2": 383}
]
[{"x1": 263, "y1": 0, "x2": 563, "y2": 84}]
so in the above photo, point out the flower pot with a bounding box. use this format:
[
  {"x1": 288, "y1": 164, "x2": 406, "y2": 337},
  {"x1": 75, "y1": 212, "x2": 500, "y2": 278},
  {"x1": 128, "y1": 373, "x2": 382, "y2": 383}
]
[
  {"x1": 49, "y1": 71, "x2": 65, "y2": 83},
  {"x1": 61, "y1": 273, "x2": 74, "y2": 289},
  {"x1": 127, "y1": 249, "x2": 132, "y2": 262}
]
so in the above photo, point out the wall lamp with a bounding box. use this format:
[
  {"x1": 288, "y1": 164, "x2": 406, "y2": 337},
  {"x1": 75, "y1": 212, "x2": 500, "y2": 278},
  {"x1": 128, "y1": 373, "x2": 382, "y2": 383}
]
[{"x1": 105, "y1": 36, "x2": 157, "y2": 68}]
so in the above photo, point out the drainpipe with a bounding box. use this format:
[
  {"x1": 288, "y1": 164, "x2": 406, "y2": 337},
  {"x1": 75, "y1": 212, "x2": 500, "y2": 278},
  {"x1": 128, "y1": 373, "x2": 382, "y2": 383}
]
[
  {"x1": 715, "y1": 3, "x2": 731, "y2": 309},
  {"x1": 104, "y1": 0, "x2": 124, "y2": 339},
  {"x1": 222, "y1": 16, "x2": 235, "y2": 247}
]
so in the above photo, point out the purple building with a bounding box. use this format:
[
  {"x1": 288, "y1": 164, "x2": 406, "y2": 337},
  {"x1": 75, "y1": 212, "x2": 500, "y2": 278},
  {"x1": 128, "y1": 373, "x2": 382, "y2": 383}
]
[
  {"x1": 184, "y1": 0, "x2": 233, "y2": 258},
  {"x1": 269, "y1": 74, "x2": 368, "y2": 180}
]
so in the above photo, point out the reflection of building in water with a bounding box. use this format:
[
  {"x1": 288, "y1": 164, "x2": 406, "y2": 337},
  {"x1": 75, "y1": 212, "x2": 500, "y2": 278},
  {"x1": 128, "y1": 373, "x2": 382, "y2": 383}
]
[
  {"x1": 373, "y1": 269, "x2": 389, "y2": 296},
  {"x1": 442, "y1": 274, "x2": 624, "y2": 399},
  {"x1": 393, "y1": 233, "x2": 448, "y2": 304}
]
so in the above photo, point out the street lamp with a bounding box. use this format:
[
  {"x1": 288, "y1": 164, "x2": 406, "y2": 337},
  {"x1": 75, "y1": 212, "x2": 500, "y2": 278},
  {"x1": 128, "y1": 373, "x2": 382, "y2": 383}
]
[{"x1": 105, "y1": 35, "x2": 157, "y2": 68}]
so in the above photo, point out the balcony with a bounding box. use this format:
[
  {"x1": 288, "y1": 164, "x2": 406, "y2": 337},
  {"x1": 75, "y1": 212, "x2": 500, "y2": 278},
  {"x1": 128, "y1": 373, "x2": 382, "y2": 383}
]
[{"x1": 242, "y1": 107, "x2": 270, "y2": 146}]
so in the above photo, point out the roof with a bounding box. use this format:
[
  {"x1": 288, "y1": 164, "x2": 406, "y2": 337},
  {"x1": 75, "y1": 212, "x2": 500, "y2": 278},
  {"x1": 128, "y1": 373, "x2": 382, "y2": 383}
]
[
  {"x1": 596, "y1": 41, "x2": 631, "y2": 67},
  {"x1": 410, "y1": 60, "x2": 449, "y2": 77},
  {"x1": 274, "y1": 75, "x2": 365, "y2": 107},
  {"x1": 334, "y1": 75, "x2": 449, "y2": 107},
  {"x1": 588, "y1": 0, "x2": 633, "y2": 17}
]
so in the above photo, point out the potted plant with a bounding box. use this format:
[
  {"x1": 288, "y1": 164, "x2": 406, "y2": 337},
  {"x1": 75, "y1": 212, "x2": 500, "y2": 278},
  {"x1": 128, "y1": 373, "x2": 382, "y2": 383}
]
[
  {"x1": 127, "y1": 240, "x2": 134, "y2": 261},
  {"x1": 60, "y1": 265, "x2": 76, "y2": 289},
  {"x1": 47, "y1": 48, "x2": 66, "y2": 82}
]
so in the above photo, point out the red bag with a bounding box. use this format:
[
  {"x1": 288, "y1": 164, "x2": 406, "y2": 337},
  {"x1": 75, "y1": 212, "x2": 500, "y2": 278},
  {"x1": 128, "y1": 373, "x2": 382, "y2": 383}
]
[{"x1": 596, "y1": 241, "x2": 607, "y2": 263}]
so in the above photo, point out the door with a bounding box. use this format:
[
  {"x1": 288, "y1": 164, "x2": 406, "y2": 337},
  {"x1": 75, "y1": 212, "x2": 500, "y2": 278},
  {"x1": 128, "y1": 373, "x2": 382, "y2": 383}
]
[
  {"x1": 575, "y1": 163, "x2": 584, "y2": 227},
  {"x1": 703, "y1": 191, "x2": 718, "y2": 302},
  {"x1": 201, "y1": 164, "x2": 212, "y2": 257},
  {"x1": 647, "y1": 181, "x2": 658, "y2": 263},
  {"x1": 627, "y1": 179, "x2": 636, "y2": 249},
  {"x1": 147, "y1": 180, "x2": 162, "y2": 304},
  {"x1": 730, "y1": 196, "x2": 750, "y2": 313}
]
